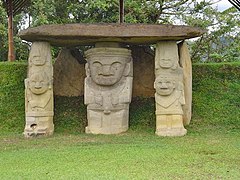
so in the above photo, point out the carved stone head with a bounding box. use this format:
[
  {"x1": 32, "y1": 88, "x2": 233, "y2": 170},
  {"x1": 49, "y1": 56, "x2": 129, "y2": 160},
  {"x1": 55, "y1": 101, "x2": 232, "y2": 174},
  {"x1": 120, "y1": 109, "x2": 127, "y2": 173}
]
[
  {"x1": 155, "y1": 41, "x2": 179, "y2": 70},
  {"x1": 159, "y1": 58, "x2": 177, "y2": 69},
  {"x1": 28, "y1": 72, "x2": 49, "y2": 95},
  {"x1": 154, "y1": 75, "x2": 176, "y2": 96},
  {"x1": 85, "y1": 48, "x2": 132, "y2": 86},
  {"x1": 29, "y1": 42, "x2": 51, "y2": 66}
]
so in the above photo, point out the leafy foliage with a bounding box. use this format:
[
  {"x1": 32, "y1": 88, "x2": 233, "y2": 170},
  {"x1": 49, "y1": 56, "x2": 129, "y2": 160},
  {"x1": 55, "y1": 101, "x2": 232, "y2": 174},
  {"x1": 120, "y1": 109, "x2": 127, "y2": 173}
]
[
  {"x1": 185, "y1": 5, "x2": 240, "y2": 63},
  {"x1": 0, "y1": 1, "x2": 8, "y2": 60}
]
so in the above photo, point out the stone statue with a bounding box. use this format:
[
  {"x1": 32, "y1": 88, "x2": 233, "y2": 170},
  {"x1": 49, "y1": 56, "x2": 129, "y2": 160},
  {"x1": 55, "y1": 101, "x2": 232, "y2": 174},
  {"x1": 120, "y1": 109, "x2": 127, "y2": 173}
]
[
  {"x1": 154, "y1": 41, "x2": 187, "y2": 136},
  {"x1": 84, "y1": 45, "x2": 133, "y2": 134},
  {"x1": 24, "y1": 42, "x2": 54, "y2": 137},
  {"x1": 154, "y1": 72, "x2": 187, "y2": 136},
  {"x1": 155, "y1": 42, "x2": 179, "y2": 73}
]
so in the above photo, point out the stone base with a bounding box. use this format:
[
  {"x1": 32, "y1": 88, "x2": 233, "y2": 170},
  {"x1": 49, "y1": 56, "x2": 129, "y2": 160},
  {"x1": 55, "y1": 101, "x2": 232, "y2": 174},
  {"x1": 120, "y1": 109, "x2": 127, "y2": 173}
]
[
  {"x1": 155, "y1": 128, "x2": 187, "y2": 137},
  {"x1": 155, "y1": 114, "x2": 187, "y2": 137},
  {"x1": 85, "y1": 126, "x2": 128, "y2": 135},
  {"x1": 23, "y1": 117, "x2": 54, "y2": 138},
  {"x1": 86, "y1": 109, "x2": 129, "y2": 134}
]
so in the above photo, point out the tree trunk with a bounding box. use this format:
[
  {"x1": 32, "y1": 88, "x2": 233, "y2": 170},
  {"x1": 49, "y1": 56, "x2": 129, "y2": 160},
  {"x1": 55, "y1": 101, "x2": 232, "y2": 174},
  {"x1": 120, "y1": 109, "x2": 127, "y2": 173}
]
[
  {"x1": 119, "y1": 0, "x2": 124, "y2": 23},
  {"x1": 8, "y1": 0, "x2": 15, "y2": 62}
]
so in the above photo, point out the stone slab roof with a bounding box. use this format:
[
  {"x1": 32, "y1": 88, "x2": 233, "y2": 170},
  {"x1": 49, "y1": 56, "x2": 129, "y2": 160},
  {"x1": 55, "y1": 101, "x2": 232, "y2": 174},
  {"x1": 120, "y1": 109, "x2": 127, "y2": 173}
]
[{"x1": 19, "y1": 23, "x2": 205, "y2": 46}]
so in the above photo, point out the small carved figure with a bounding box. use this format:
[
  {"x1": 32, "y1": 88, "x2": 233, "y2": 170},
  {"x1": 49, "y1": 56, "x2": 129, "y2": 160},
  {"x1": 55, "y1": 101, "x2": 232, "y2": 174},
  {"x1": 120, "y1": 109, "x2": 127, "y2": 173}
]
[
  {"x1": 84, "y1": 46, "x2": 133, "y2": 134},
  {"x1": 154, "y1": 73, "x2": 187, "y2": 136}
]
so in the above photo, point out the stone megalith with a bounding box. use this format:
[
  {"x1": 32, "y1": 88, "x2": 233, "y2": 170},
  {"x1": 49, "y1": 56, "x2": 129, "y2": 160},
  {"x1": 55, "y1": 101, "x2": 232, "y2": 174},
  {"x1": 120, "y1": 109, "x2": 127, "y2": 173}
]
[
  {"x1": 155, "y1": 41, "x2": 187, "y2": 136},
  {"x1": 178, "y1": 41, "x2": 192, "y2": 125},
  {"x1": 84, "y1": 43, "x2": 133, "y2": 134},
  {"x1": 131, "y1": 46, "x2": 155, "y2": 97},
  {"x1": 24, "y1": 42, "x2": 54, "y2": 137},
  {"x1": 53, "y1": 48, "x2": 85, "y2": 97}
]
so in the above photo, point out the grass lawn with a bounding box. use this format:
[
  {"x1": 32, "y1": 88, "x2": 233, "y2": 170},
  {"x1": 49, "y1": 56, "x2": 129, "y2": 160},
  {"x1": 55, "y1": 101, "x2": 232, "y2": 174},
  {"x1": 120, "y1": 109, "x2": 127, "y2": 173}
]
[{"x1": 0, "y1": 128, "x2": 240, "y2": 179}]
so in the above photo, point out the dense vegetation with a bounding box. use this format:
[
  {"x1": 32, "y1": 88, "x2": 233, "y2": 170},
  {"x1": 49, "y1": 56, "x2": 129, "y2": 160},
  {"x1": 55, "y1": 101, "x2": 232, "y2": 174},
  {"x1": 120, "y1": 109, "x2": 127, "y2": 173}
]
[
  {"x1": 0, "y1": 62, "x2": 240, "y2": 179},
  {"x1": 0, "y1": 0, "x2": 239, "y2": 62}
]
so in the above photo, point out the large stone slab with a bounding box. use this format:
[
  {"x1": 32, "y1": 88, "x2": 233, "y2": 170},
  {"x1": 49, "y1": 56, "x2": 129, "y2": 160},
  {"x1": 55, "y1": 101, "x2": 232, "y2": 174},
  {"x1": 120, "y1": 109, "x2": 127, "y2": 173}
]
[
  {"x1": 53, "y1": 48, "x2": 85, "y2": 96},
  {"x1": 178, "y1": 41, "x2": 192, "y2": 125},
  {"x1": 131, "y1": 46, "x2": 155, "y2": 97},
  {"x1": 19, "y1": 23, "x2": 205, "y2": 46}
]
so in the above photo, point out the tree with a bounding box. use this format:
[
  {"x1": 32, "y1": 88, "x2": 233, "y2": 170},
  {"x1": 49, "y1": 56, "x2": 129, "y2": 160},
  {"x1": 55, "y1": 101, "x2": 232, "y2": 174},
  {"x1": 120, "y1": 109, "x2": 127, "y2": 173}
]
[
  {"x1": 0, "y1": 1, "x2": 8, "y2": 60},
  {"x1": 183, "y1": 2, "x2": 240, "y2": 62},
  {"x1": 0, "y1": 0, "x2": 30, "y2": 61}
]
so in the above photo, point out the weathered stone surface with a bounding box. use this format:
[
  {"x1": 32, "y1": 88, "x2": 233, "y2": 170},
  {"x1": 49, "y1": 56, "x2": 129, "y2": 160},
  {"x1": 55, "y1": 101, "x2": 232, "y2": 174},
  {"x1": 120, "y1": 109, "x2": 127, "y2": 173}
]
[
  {"x1": 131, "y1": 46, "x2": 155, "y2": 97},
  {"x1": 53, "y1": 48, "x2": 85, "y2": 96},
  {"x1": 84, "y1": 43, "x2": 133, "y2": 134},
  {"x1": 19, "y1": 24, "x2": 205, "y2": 46},
  {"x1": 154, "y1": 41, "x2": 187, "y2": 136},
  {"x1": 24, "y1": 42, "x2": 54, "y2": 137},
  {"x1": 179, "y1": 41, "x2": 192, "y2": 125},
  {"x1": 53, "y1": 46, "x2": 155, "y2": 97}
]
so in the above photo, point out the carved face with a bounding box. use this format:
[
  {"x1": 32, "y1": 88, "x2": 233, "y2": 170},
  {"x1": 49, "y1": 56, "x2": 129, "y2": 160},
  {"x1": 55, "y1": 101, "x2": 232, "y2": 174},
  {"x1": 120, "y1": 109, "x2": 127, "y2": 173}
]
[
  {"x1": 31, "y1": 54, "x2": 46, "y2": 66},
  {"x1": 29, "y1": 73, "x2": 49, "y2": 94},
  {"x1": 89, "y1": 57, "x2": 126, "y2": 86},
  {"x1": 155, "y1": 76, "x2": 175, "y2": 96},
  {"x1": 29, "y1": 42, "x2": 50, "y2": 66},
  {"x1": 159, "y1": 58, "x2": 175, "y2": 69}
]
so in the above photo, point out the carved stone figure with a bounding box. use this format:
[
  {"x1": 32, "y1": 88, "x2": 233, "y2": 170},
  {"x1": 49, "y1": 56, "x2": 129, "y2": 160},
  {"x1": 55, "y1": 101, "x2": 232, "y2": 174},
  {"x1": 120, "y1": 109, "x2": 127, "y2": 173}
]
[
  {"x1": 24, "y1": 42, "x2": 54, "y2": 137},
  {"x1": 154, "y1": 41, "x2": 187, "y2": 136},
  {"x1": 84, "y1": 44, "x2": 133, "y2": 134},
  {"x1": 154, "y1": 72, "x2": 187, "y2": 136},
  {"x1": 155, "y1": 41, "x2": 179, "y2": 74}
]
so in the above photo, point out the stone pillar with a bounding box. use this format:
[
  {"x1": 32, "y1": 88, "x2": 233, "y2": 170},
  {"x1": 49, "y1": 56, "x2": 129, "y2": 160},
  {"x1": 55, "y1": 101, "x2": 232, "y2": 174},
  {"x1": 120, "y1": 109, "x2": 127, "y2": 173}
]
[
  {"x1": 178, "y1": 41, "x2": 192, "y2": 125},
  {"x1": 154, "y1": 41, "x2": 187, "y2": 136},
  {"x1": 84, "y1": 43, "x2": 133, "y2": 134},
  {"x1": 24, "y1": 42, "x2": 54, "y2": 137}
]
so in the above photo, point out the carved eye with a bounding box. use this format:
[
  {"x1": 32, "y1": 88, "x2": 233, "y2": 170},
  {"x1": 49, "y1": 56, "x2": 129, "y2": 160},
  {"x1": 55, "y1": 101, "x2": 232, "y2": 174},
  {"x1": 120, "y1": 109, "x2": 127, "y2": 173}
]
[
  {"x1": 166, "y1": 81, "x2": 172, "y2": 85},
  {"x1": 157, "y1": 80, "x2": 163, "y2": 84},
  {"x1": 92, "y1": 61, "x2": 102, "y2": 67},
  {"x1": 111, "y1": 62, "x2": 122, "y2": 70}
]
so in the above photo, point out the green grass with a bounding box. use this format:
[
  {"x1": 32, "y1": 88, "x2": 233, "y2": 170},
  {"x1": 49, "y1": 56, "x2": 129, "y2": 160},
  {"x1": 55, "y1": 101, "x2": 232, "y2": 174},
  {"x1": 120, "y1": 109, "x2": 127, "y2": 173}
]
[
  {"x1": 0, "y1": 131, "x2": 239, "y2": 179},
  {"x1": 0, "y1": 62, "x2": 240, "y2": 179}
]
